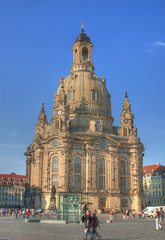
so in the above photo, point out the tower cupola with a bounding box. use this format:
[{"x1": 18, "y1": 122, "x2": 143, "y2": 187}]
[{"x1": 71, "y1": 23, "x2": 94, "y2": 72}]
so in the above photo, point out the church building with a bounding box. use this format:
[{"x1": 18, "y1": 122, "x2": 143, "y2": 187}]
[{"x1": 25, "y1": 25, "x2": 144, "y2": 213}]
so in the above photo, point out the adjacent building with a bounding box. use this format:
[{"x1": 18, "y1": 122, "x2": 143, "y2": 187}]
[
  {"x1": 0, "y1": 173, "x2": 26, "y2": 207},
  {"x1": 25, "y1": 25, "x2": 144, "y2": 213},
  {"x1": 143, "y1": 163, "x2": 165, "y2": 207}
]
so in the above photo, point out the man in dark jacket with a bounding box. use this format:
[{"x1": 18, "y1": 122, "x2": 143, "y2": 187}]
[{"x1": 92, "y1": 212, "x2": 101, "y2": 239}]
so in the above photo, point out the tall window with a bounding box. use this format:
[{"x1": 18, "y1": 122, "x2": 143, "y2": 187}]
[
  {"x1": 99, "y1": 158, "x2": 105, "y2": 189},
  {"x1": 82, "y1": 47, "x2": 88, "y2": 60},
  {"x1": 95, "y1": 121, "x2": 101, "y2": 132},
  {"x1": 123, "y1": 128, "x2": 127, "y2": 137},
  {"x1": 75, "y1": 157, "x2": 81, "y2": 173},
  {"x1": 120, "y1": 160, "x2": 125, "y2": 175},
  {"x1": 74, "y1": 157, "x2": 81, "y2": 189},
  {"x1": 92, "y1": 90, "x2": 96, "y2": 100},
  {"x1": 52, "y1": 174, "x2": 58, "y2": 188},
  {"x1": 52, "y1": 156, "x2": 59, "y2": 172},
  {"x1": 69, "y1": 90, "x2": 73, "y2": 101},
  {"x1": 55, "y1": 120, "x2": 60, "y2": 129},
  {"x1": 120, "y1": 160, "x2": 126, "y2": 193}
]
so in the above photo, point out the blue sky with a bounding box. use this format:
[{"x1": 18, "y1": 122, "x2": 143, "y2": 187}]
[{"x1": 0, "y1": 0, "x2": 165, "y2": 175}]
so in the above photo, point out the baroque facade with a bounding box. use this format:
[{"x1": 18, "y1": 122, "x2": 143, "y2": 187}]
[
  {"x1": 0, "y1": 173, "x2": 26, "y2": 207},
  {"x1": 25, "y1": 26, "x2": 144, "y2": 212},
  {"x1": 143, "y1": 163, "x2": 165, "y2": 207}
]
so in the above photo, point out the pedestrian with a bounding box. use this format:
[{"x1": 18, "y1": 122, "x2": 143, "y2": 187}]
[
  {"x1": 123, "y1": 210, "x2": 126, "y2": 220},
  {"x1": 132, "y1": 210, "x2": 135, "y2": 219},
  {"x1": 109, "y1": 209, "x2": 114, "y2": 223},
  {"x1": 113, "y1": 209, "x2": 117, "y2": 221},
  {"x1": 159, "y1": 207, "x2": 164, "y2": 230},
  {"x1": 26, "y1": 209, "x2": 30, "y2": 218},
  {"x1": 126, "y1": 210, "x2": 129, "y2": 220},
  {"x1": 155, "y1": 208, "x2": 159, "y2": 231},
  {"x1": 84, "y1": 210, "x2": 95, "y2": 240},
  {"x1": 91, "y1": 212, "x2": 101, "y2": 239},
  {"x1": 15, "y1": 209, "x2": 18, "y2": 218}
]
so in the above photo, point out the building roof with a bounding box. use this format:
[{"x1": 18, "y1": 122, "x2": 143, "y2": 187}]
[
  {"x1": 143, "y1": 163, "x2": 165, "y2": 174},
  {"x1": 0, "y1": 173, "x2": 26, "y2": 186},
  {"x1": 75, "y1": 24, "x2": 91, "y2": 43}
]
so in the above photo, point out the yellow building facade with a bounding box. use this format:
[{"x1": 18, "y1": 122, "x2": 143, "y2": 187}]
[
  {"x1": 143, "y1": 163, "x2": 165, "y2": 206},
  {"x1": 25, "y1": 26, "x2": 144, "y2": 213}
]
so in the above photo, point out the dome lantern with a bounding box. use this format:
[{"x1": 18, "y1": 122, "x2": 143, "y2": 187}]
[{"x1": 71, "y1": 23, "x2": 94, "y2": 73}]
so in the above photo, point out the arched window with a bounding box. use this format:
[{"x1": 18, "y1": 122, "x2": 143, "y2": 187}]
[
  {"x1": 82, "y1": 47, "x2": 88, "y2": 60},
  {"x1": 55, "y1": 120, "x2": 60, "y2": 129},
  {"x1": 95, "y1": 121, "x2": 101, "y2": 132},
  {"x1": 52, "y1": 156, "x2": 59, "y2": 172},
  {"x1": 74, "y1": 157, "x2": 81, "y2": 189},
  {"x1": 99, "y1": 158, "x2": 105, "y2": 190},
  {"x1": 74, "y1": 49, "x2": 77, "y2": 62}
]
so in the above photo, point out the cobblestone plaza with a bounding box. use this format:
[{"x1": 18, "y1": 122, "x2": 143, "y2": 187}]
[{"x1": 0, "y1": 214, "x2": 164, "y2": 240}]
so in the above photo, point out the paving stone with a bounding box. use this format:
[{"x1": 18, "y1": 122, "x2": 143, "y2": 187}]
[{"x1": 0, "y1": 214, "x2": 164, "y2": 240}]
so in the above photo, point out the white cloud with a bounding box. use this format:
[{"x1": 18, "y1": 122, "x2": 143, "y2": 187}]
[{"x1": 152, "y1": 41, "x2": 165, "y2": 47}]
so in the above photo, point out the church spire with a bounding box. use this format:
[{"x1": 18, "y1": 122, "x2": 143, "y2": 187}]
[
  {"x1": 81, "y1": 21, "x2": 84, "y2": 33},
  {"x1": 38, "y1": 103, "x2": 48, "y2": 125},
  {"x1": 119, "y1": 92, "x2": 135, "y2": 137}
]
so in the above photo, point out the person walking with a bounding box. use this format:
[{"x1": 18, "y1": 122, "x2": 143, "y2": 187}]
[
  {"x1": 113, "y1": 209, "x2": 117, "y2": 221},
  {"x1": 155, "y1": 208, "x2": 160, "y2": 231},
  {"x1": 91, "y1": 212, "x2": 101, "y2": 239},
  {"x1": 159, "y1": 207, "x2": 164, "y2": 230},
  {"x1": 109, "y1": 209, "x2": 114, "y2": 223},
  {"x1": 132, "y1": 210, "x2": 135, "y2": 219},
  {"x1": 84, "y1": 210, "x2": 95, "y2": 240}
]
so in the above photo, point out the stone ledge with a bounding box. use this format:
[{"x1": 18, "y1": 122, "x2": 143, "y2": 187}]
[
  {"x1": 40, "y1": 220, "x2": 67, "y2": 224},
  {"x1": 25, "y1": 219, "x2": 40, "y2": 223},
  {"x1": 25, "y1": 219, "x2": 67, "y2": 224}
]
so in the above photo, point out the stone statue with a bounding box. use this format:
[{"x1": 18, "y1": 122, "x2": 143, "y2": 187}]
[{"x1": 51, "y1": 185, "x2": 56, "y2": 199}]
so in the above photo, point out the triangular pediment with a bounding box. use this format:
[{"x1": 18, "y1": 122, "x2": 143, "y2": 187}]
[
  {"x1": 30, "y1": 139, "x2": 42, "y2": 150},
  {"x1": 87, "y1": 134, "x2": 121, "y2": 147}
]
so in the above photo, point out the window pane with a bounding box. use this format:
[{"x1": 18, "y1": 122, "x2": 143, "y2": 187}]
[
  {"x1": 52, "y1": 156, "x2": 59, "y2": 172},
  {"x1": 120, "y1": 160, "x2": 125, "y2": 175},
  {"x1": 95, "y1": 121, "x2": 101, "y2": 132},
  {"x1": 99, "y1": 175, "x2": 105, "y2": 190},
  {"x1": 75, "y1": 157, "x2": 81, "y2": 173},
  {"x1": 99, "y1": 158, "x2": 105, "y2": 174},
  {"x1": 69, "y1": 91, "x2": 73, "y2": 100},
  {"x1": 52, "y1": 174, "x2": 58, "y2": 188},
  {"x1": 75, "y1": 175, "x2": 81, "y2": 189},
  {"x1": 92, "y1": 90, "x2": 95, "y2": 100},
  {"x1": 120, "y1": 177, "x2": 126, "y2": 192}
]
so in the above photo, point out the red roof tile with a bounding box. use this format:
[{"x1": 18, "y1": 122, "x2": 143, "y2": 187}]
[{"x1": 143, "y1": 163, "x2": 165, "y2": 174}]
